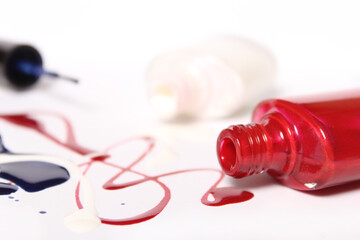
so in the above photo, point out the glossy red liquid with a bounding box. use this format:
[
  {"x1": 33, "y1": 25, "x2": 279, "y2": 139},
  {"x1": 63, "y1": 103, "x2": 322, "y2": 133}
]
[
  {"x1": 217, "y1": 91, "x2": 360, "y2": 190},
  {"x1": 0, "y1": 112, "x2": 253, "y2": 226}
]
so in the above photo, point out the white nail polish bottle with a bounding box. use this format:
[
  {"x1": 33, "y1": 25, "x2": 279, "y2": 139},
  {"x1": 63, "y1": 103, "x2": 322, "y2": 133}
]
[{"x1": 147, "y1": 36, "x2": 276, "y2": 120}]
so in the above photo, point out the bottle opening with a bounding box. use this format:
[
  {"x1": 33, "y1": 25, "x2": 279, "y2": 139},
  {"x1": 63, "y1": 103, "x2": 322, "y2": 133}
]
[
  {"x1": 218, "y1": 138, "x2": 237, "y2": 173},
  {"x1": 218, "y1": 124, "x2": 275, "y2": 178}
]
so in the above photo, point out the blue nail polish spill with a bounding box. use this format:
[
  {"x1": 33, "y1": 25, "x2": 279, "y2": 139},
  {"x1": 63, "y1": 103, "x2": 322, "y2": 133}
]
[
  {"x1": 121, "y1": 203, "x2": 125, "y2": 205},
  {"x1": 8, "y1": 195, "x2": 15, "y2": 199},
  {"x1": 39, "y1": 211, "x2": 47, "y2": 214},
  {"x1": 0, "y1": 136, "x2": 70, "y2": 196},
  {"x1": 0, "y1": 161, "x2": 70, "y2": 192}
]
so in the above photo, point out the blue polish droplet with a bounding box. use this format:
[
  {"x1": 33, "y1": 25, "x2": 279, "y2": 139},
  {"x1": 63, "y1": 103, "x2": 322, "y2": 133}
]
[
  {"x1": 121, "y1": 202, "x2": 125, "y2": 205},
  {"x1": 8, "y1": 195, "x2": 14, "y2": 199},
  {"x1": 39, "y1": 211, "x2": 47, "y2": 214}
]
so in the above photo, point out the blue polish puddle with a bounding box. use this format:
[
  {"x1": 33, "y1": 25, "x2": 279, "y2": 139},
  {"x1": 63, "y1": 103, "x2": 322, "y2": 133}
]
[
  {"x1": 0, "y1": 161, "x2": 70, "y2": 192},
  {"x1": 39, "y1": 211, "x2": 47, "y2": 214},
  {"x1": 0, "y1": 136, "x2": 70, "y2": 195}
]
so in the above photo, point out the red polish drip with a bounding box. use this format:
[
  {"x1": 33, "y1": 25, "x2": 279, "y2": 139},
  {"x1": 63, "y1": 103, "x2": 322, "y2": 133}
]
[
  {"x1": 0, "y1": 113, "x2": 94, "y2": 155},
  {"x1": 91, "y1": 155, "x2": 110, "y2": 161},
  {"x1": 201, "y1": 188, "x2": 254, "y2": 206},
  {"x1": 0, "y1": 112, "x2": 253, "y2": 226},
  {"x1": 217, "y1": 91, "x2": 360, "y2": 190}
]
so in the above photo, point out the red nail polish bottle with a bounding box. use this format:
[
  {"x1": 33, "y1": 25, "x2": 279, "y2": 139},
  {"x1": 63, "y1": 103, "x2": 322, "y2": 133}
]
[{"x1": 217, "y1": 91, "x2": 360, "y2": 190}]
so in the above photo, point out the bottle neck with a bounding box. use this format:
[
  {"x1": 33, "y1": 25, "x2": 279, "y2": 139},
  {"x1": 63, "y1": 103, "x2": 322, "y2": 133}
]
[{"x1": 217, "y1": 113, "x2": 296, "y2": 178}]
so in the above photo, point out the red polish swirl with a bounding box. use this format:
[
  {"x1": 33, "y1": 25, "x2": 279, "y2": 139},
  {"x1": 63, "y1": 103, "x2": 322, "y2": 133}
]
[{"x1": 0, "y1": 112, "x2": 253, "y2": 225}]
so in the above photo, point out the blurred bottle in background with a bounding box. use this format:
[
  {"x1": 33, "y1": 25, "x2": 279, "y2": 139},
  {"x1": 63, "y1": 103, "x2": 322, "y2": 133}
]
[
  {"x1": 146, "y1": 36, "x2": 277, "y2": 121},
  {"x1": 0, "y1": 40, "x2": 78, "y2": 89}
]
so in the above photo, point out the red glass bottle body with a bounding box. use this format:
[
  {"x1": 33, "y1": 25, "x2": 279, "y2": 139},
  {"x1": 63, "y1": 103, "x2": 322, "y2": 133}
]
[{"x1": 217, "y1": 91, "x2": 360, "y2": 190}]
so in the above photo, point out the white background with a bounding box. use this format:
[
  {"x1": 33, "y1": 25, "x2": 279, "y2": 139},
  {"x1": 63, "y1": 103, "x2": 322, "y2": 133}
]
[{"x1": 0, "y1": 1, "x2": 360, "y2": 239}]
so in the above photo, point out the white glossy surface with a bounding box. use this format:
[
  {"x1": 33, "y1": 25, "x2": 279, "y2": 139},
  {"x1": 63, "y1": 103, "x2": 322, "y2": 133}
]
[{"x1": 0, "y1": 1, "x2": 360, "y2": 240}]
